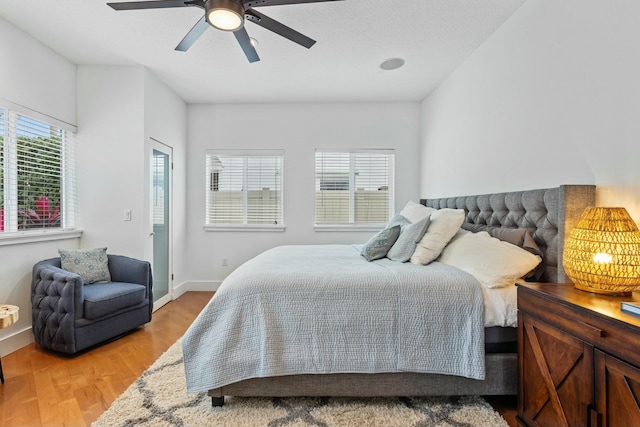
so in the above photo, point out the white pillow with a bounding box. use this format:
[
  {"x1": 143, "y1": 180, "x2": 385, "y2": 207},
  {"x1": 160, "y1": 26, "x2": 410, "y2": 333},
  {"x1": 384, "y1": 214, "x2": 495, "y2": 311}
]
[
  {"x1": 437, "y1": 230, "x2": 542, "y2": 289},
  {"x1": 410, "y1": 208, "x2": 465, "y2": 265},
  {"x1": 399, "y1": 200, "x2": 436, "y2": 223}
]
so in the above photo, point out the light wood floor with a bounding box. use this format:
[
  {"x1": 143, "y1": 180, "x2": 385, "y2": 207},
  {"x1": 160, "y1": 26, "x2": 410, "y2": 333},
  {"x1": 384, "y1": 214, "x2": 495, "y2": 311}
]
[
  {"x1": 0, "y1": 291, "x2": 517, "y2": 426},
  {"x1": 0, "y1": 291, "x2": 214, "y2": 427}
]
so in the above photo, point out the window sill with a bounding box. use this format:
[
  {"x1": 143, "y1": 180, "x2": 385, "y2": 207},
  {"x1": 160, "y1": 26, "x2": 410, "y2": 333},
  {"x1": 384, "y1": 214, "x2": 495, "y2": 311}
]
[
  {"x1": 204, "y1": 224, "x2": 286, "y2": 232},
  {"x1": 314, "y1": 224, "x2": 385, "y2": 232},
  {"x1": 0, "y1": 229, "x2": 82, "y2": 246}
]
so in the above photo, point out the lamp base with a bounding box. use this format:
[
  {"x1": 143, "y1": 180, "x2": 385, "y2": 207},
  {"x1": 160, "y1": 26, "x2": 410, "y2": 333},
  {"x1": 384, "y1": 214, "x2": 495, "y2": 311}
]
[{"x1": 573, "y1": 282, "x2": 637, "y2": 296}]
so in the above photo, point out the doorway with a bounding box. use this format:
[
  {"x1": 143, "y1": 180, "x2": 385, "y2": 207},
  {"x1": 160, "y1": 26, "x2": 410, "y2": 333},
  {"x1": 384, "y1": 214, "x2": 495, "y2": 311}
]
[{"x1": 151, "y1": 140, "x2": 172, "y2": 311}]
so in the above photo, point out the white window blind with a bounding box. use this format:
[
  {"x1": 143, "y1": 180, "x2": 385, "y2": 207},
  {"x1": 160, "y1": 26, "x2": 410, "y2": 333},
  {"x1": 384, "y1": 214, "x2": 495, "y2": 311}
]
[
  {"x1": 205, "y1": 150, "x2": 283, "y2": 228},
  {"x1": 0, "y1": 107, "x2": 76, "y2": 233},
  {"x1": 315, "y1": 149, "x2": 394, "y2": 227}
]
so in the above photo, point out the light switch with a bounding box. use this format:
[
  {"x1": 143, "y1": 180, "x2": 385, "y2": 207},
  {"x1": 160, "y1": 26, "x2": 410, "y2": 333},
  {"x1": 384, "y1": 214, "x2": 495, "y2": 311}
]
[{"x1": 124, "y1": 209, "x2": 132, "y2": 221}]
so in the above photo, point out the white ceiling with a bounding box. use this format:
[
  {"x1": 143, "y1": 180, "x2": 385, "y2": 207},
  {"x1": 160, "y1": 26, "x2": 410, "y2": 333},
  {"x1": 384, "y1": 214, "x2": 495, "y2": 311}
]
[{"x1": 0, "y1": 0, "x2": 526, "y2": 104}]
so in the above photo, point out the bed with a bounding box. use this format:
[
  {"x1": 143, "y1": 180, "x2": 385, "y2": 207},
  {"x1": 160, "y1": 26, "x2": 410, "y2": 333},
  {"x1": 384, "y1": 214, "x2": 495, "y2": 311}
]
[{"x1": 182, "y1": 184, "x2": 595, "y2": 406}]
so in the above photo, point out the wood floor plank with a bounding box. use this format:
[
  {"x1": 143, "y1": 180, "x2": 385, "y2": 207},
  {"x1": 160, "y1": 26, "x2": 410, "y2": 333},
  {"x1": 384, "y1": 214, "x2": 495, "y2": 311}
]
[
  {"x1": 54, "y1": 398, "x2": 86, "y2": 427},
  {"x1": 74, "y1": 383, "x2": 111, "y2": 425}
]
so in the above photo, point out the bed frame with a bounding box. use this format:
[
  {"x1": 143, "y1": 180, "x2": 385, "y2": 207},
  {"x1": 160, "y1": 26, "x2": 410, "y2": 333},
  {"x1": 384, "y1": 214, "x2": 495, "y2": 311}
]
[{"x1": 208, "y1": 184, "x2": 595, "y2": 405}]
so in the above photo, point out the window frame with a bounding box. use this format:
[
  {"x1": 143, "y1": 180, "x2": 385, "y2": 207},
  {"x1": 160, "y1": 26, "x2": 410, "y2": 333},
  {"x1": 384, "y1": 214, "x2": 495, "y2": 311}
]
[
  {"x1": 0, "y1": 101, "x2": 79, "y2": 245},
  {"x1": 204, "y1": 149, "x2": 285, "y2": 232},
  {"x1": 314, "y1": 148, "x2": 395, "y2": 231}
]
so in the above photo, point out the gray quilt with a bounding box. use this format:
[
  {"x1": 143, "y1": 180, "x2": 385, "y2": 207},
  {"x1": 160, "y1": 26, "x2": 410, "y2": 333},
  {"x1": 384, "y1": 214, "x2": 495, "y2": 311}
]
[{"x1": 182, "y1": 244, "x2": 485, "y2": 393}]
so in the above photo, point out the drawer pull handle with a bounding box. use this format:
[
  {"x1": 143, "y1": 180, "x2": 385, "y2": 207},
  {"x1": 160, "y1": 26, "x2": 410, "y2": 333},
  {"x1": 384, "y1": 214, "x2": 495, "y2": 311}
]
[{"x1": 579, "y1": 321, "x2": 605, "y2": 338}]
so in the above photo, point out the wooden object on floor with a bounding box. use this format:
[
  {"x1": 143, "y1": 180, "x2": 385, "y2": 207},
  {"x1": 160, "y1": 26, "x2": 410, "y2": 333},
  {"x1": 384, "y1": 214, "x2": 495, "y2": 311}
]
[
  {"x1": 0, "y1": 305, "x2": 19, "y2": 329},
  {"x1": 0, "y1": 304, "x2": 19, "y2": 384},
  {"x1": 517, "y1": 283, "x2": 640, "y2": 427},
  {"x1": 0, "y1": 292, "x2": 213, "y2": 427}
]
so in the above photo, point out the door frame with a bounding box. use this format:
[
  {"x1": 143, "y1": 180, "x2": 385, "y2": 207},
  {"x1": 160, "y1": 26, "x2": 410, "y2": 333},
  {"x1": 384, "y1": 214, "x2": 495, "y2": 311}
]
[{"x1": 150, "y1": 138, "x2": 173, "y2": 312}]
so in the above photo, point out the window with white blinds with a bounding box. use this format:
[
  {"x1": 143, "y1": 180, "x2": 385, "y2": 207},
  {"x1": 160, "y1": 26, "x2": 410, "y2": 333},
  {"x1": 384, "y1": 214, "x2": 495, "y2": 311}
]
[
  {"x1": 205, "y1": 150, "x2": 283, "y2": 229},
  {"x1": 315, "y1": 149, "x2": 395, "y2": 227},
  {"x1": 0, "y1": 107, "x2": 76, "y2": 233}
]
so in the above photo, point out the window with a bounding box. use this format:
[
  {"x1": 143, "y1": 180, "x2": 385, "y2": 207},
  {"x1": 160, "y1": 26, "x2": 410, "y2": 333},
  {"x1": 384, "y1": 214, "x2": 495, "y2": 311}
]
[
  {"x1": 205, "y1": 150, "x2": 283, "y2": 229},
  {"x1": 315, "y1": 149, "x2": 394, "y2": 228},
  {"x1": 0, "y1": 107, "x2": 76, "y2": 234}
]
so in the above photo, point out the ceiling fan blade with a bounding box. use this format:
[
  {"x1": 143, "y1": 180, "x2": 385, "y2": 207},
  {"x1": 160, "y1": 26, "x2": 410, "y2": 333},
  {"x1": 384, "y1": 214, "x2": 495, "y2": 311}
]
[
  {"x1": 107, "y1": 0, "x2": 200, "y2": 11},
  {"x1": 244, "y1": 0, "x2": 343, "y2": 7},
  {"x1": 234, "y1": 27, "x2": 260, "y2": 63},
  {"x1": 175, "y1": 16, "x2": 209, "y2": 51},
  {"x1": 245, "y1": 8, "x2": 315, "y2": 49}
]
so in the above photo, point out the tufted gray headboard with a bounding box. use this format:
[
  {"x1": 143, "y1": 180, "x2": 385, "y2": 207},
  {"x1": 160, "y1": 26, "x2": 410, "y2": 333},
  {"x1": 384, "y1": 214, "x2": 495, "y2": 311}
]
[{"x1": 421, "y1": 185, "x2": 595, "y2": 283}]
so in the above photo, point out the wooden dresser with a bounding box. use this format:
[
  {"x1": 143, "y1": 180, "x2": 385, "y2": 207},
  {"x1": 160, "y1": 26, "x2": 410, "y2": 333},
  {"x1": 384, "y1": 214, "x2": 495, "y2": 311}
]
[{"x1": 517, "y1": 283, "x2": 640, "y2": 427}]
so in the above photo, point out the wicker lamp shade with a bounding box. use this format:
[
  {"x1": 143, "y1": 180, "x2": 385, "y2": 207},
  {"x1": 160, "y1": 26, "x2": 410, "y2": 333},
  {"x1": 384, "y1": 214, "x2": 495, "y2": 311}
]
[{"x1": 564, "y1": 207, "x2": 640, "y2": 295}]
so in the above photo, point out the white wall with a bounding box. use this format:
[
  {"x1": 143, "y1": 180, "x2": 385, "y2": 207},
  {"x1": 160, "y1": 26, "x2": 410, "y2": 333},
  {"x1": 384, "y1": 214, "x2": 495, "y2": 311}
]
[
  {"x1": 76, "y1": 66, "x2": 147, "y2": 256},
  {"x1": 0, "y1": 17, "x2": 79, "y2": 355},
  {"x1": 76, "y1": 66, "x2": 188, "y2": 275},
  {"x1": 186, "y1": 102, "x2": 421, "y2": 283},
  {"x1": 143, "y1": 69, "x2": 189, "y2": 291},
  {"x1": 420, "y1": 0, "x2": 640, "y2": 223},
  {"x1": 0, "y1": 16, "x2": 76, "y2": 127}
]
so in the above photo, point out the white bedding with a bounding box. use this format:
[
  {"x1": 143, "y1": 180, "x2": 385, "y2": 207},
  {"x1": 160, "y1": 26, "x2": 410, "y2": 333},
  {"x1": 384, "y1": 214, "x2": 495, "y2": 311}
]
[{"x1": 481, "y1": 282, "x2": 517, "y2": 327}]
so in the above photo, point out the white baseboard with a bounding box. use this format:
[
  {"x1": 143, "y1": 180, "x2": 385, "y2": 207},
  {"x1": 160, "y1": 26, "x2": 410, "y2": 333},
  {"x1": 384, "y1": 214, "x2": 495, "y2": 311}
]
[
  {"x1": 173, "y1": 280, "x2": 221, "y2": 300},
  {"x1": 0, "y1": 326, "x2": 34, "y2": 357}
]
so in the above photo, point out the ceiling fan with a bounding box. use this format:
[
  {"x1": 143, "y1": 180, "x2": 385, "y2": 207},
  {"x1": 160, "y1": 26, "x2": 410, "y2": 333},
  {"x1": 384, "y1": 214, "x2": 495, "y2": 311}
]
[{"x1": 107, "y1": 0, "x2": 343, "y2": 63}]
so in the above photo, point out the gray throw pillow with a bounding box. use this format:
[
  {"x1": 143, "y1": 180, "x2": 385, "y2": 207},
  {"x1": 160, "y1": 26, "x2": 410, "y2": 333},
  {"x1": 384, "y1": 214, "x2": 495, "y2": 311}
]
[
  {"x1": 59, "y1": 247, "x2": 111, "y2": 284},
  {"x1": 387, "y1": 213, "x2": 411, "y2": 229},
  {"x1": 361, "y1": 225, "x2": 402, "y2": 262},
  {"x1": 387, "y1": 215, "x2": 431, "y2": 262}
]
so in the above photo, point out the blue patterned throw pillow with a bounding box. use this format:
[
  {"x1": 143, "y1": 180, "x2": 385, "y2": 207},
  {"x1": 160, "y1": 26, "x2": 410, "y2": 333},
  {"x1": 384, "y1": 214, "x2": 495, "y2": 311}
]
[
  {"x1": 59, "y1": 247, "x2": 111, "y2": 284},
  {"x1": 360, "y1": 225, "x2": 402, "y2": 261}
]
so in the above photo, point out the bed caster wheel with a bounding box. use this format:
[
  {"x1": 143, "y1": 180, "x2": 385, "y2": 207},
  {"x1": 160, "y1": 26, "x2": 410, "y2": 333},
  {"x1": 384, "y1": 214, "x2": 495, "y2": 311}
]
[{"x1": 211, "y1": 396, "x2": 225, "y2": 407}]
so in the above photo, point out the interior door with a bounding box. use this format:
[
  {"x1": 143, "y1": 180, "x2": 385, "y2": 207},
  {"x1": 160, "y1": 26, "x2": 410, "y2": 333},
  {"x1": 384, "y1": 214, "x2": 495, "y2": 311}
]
[{"x1": 151, "y1": 141, "x2": 172, "y2": 311}]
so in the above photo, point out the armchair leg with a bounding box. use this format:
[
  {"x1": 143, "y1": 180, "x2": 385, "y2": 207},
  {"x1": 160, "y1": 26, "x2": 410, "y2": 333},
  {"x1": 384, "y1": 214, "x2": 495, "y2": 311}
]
[{"x1": 211, "y1": 396, "x2": 224, "y2": 407}]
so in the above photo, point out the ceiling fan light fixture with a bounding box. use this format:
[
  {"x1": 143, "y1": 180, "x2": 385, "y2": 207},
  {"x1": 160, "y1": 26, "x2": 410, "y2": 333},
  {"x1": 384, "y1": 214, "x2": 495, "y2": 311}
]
[{"x1": 206, "y1": 0, "x2": 244, "y2": 32}]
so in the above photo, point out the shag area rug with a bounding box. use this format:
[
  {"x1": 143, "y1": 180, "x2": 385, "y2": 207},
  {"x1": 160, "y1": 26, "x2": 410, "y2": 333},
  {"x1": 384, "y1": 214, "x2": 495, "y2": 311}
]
[{"x1": 93, "y1": 340, "x2": 509, "y2": 427}]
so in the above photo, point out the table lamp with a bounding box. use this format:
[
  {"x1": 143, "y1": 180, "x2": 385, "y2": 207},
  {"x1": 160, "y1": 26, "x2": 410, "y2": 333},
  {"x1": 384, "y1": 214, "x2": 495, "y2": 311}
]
[{"x1": 564, "y1": 207, "x2": 640, "y2": 295}]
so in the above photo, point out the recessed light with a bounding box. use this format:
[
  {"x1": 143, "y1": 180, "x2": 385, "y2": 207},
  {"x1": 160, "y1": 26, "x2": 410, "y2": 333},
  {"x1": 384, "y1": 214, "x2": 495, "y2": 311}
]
[{"x1": 379, "y1": 58, "x2": 405, "y2": 71}]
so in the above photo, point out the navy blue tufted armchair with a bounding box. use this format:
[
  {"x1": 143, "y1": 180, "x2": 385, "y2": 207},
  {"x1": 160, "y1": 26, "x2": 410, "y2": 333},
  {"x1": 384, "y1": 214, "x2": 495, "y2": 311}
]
[{"x1": 31, "y1": 254, "x2": 153, "y2": 354}]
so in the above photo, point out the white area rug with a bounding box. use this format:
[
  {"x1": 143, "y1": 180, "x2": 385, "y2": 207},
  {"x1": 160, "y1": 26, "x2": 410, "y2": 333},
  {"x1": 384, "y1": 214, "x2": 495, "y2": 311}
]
[{"x1": 93, "y1": 340, "x2": 509, "y2": 427}]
